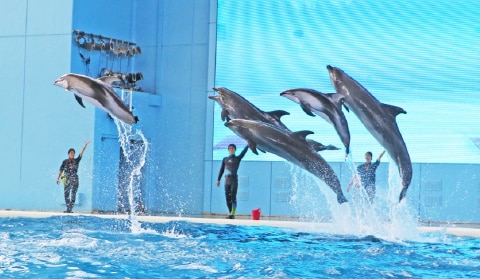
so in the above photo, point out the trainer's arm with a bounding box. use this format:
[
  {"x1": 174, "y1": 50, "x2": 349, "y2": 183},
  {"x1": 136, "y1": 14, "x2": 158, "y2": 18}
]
[
  {"x1": 56, "y1": 162, "x2": 65, "y2": 185},
  {"x1": 56, "y1": 170, "x2": 63, "y2": 185},
  {"x1": 237, "y1": 145, "x2": 249, "y2": 160},
  {"x1": 79, "y1": 140, "x2": 90, "y2": 158},
  {"x1": 216, "y1": 159, "x2": 225, "y2": 187},
  {"x1": 378, "y1": 150, "x2": 386, "y2": 161}
]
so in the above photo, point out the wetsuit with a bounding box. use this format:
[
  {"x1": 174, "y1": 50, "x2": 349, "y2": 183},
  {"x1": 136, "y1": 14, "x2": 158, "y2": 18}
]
[
  {"x1": 357, "y1": 159, "x2": 380, "y2": 202},
  {"x1": 217, "y1": 146, "x2": 249, "y2": 216},
  {"x1": 59, "y1": 155, "x2": 82, "y2": 212}
]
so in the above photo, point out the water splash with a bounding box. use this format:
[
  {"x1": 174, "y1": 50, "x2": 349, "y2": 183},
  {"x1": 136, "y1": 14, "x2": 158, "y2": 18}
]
[
  {"x1": 288, "y1": 158, "x2": 421, "y2": 242},
  {"x1": 114, "y1": 119, "x2": 149, "y2": 233},
  {"x1": 288, "y1": 163, "x2": 334, "y2": 222}
]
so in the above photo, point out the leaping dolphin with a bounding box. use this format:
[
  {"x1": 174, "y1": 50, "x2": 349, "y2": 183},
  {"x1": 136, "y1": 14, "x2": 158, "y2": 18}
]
[
  {"x1": 225, "y1": 119, "x2": 348, "y2": 204},
  {"x1": 54, "y1": 73, "x2": 139, "y2": 125},
  {"x1": 281, "y1": 88, "x2": 351, "y2": 156},
  {"x1": 209, "y1": 87, "x2": 290, "y2": 130},
  {"x1": 326, "y1": 65, "x2": 412, "y2": 202}
]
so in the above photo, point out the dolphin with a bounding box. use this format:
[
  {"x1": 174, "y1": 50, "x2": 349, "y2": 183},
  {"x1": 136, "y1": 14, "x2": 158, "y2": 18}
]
[
  {"x1": 326, "y1": 65, "x2": 412, "y2": 202},
  {"x1": 54, "y1": 73, "x2": 139, "y2": 125},
  {"x1": 209, "y1": 87, "x2": 290, "y2": 130},
  {"x1": 281, "y1": 88, "x2": 351, "y2": 156},
  {"x1": 225, "y1": 119, "x2": 348, "y2": 204}
]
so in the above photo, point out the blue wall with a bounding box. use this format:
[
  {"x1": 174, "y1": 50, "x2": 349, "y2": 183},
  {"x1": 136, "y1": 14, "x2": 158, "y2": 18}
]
[
  {"x1": 0, "y1": 0, "x2": 478, "y2": 224},
  {"x1": 0, "y1": 0, "x2": 93, "y2": 211},
  {"x1": 70, "y1": 0, "x2": 211, "y2": 215}
]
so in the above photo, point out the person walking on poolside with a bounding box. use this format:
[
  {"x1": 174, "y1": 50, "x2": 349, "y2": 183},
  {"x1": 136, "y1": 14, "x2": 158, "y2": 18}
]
[
  {"x1": 348, "y1": 150, "x2": 385, "y2": 202},
  {"x1": 216, "y1": 144, "x2": 249, "y2": 219},
  {"x1": 56, "y1": 140, "x2": 90, "y2": 213}
]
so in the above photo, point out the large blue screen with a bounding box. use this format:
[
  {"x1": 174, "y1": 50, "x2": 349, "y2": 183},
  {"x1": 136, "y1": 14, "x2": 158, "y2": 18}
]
[{"x1": 213, "y1": 0, "x2": 480, "y2": 163}]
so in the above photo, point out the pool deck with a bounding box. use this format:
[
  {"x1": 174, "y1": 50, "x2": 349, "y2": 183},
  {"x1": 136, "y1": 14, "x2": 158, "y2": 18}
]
[{"x1": 1, "y1": 210, "x2": 479, "y2": 238}]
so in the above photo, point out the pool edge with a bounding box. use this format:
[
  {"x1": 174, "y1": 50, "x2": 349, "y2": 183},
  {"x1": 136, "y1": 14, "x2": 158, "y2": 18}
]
[{"x1": 1, "y1": 210, "x2": 479, "y2": 238}]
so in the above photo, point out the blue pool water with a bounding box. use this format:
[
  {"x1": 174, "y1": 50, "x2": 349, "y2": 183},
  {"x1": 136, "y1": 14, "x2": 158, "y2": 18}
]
[{"x1": 0, "y1": 215, "x2": 478, "y2": 278}]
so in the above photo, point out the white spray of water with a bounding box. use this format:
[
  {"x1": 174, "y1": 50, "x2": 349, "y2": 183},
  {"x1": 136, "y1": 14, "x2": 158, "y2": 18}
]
[
  {"x1": 288, "y1": 157, "x2": 421, "y2": 242},
  {"x1": 114, "y1": 119, "x2": 149, "y2": 234}
]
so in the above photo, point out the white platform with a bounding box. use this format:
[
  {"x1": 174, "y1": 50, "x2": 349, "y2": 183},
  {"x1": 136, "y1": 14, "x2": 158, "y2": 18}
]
[{"x1": 1, "y1": 210, "x2": 479, "y2": 238}]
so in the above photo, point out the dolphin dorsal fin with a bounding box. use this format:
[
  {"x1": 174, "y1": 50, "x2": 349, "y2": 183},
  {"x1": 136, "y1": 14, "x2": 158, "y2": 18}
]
[
  {"x1": 327, "y1": 93, "x2": 347, "y2": 111},
  {"x1": 98, "y1": 76, "x2": 121, "y2": 86},
  {"x1": 326, "y1": 92, "x2": 350, "y2": 112},
  {"x1": 382, "y1": 103, "x2": 407, "y2": 117},
  {"x1": 267, "y1": 110, "x2": 290, "y2": 121},
  {"x1": 293, "y1": 130, "x2": 314, "y2": 140}
]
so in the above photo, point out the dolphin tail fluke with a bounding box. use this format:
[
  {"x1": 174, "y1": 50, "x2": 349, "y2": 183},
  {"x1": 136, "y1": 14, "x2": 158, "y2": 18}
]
[
  {"x1": 308, "y1": 140, "x2": 340, "y2": 152},
  {"x1": 337, "y1": 193, "x2": 348, "y2": 204},
  {"x1": 399, "y1": 187, "x2": 408, "y2": 202},
  {"x1": 324, "y1": 144, "x2": 340, "y2": 151}
]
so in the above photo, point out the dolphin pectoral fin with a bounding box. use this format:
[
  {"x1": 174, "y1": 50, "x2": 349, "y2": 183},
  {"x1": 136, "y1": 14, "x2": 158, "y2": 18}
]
[
  {"x1": 299, "y1": 101, "x2": 315, "y2": 117},
  {"x1": 221, "y1": 109, "x2": 229, "y2": 121},
  {"x1": 75, "y1": 95, "x2": 86, "y2": 108},
  {"x1": 267, "y1": 110, "x2": 290, "y2": 121},
  {"x1": 383, "y1": 103, "x2": 407, "y2": 117},
  {"x1": 247, "y1": 139, "x2": 259, "y2": 155}
]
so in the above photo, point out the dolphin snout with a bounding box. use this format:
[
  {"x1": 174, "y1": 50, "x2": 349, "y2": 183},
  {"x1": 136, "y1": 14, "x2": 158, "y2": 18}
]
[
  {"x1": 224, "y1": 121, "x2": 232, "y2": 128},
  {"x1": 53, "y1": 79, "x2": 61, "y2": 86},
  {"x1": 280, "y1": 89, "x2": 295, "y2": 97}
]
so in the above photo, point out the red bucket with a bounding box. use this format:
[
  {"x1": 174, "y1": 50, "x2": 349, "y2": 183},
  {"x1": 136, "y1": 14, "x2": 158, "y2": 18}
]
[{"x1": 251, "y1": 208, "x2": 261, "y2": 220}]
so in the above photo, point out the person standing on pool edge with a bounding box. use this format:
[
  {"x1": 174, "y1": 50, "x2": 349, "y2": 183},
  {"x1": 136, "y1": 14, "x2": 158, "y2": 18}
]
[
  {"x1": 56, "y1": 140, "x2": 90, "y2": 213},
  {"x1": 216, "y1": 144, "x2": 249, "y2": 219}
]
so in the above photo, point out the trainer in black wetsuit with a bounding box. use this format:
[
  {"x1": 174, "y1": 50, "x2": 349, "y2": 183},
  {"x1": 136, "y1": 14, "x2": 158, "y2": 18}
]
[
  {"x1": 56, "y1": 141, "x2": 90, "y2": 213},
  {"x1": 216, "y1": 144, "x2": 249, "y2": 219}
]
